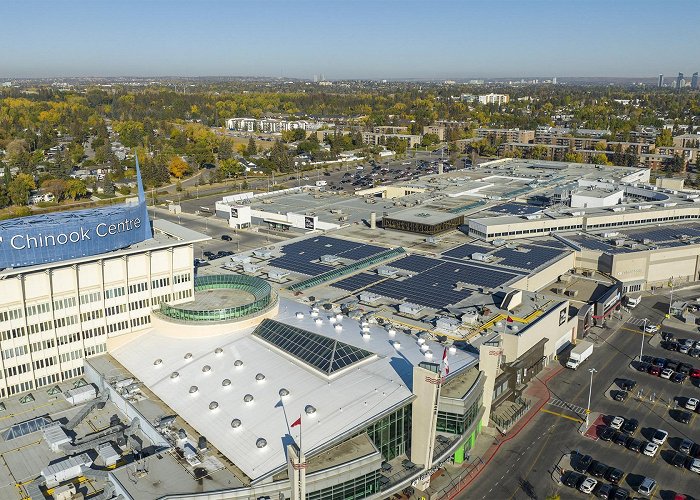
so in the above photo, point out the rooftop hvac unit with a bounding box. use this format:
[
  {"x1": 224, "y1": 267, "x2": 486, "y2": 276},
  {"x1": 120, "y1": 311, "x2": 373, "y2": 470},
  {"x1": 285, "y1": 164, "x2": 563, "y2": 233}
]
[
  {"x1": 613, "y1": 239, "x2": 625, "y2": 247},
  {"x1": 565, "y1": 290, "x2": 579, "y2": 297},
  {"x1": 555, "y1": 287, "x2": 566, "y2": 294},
  {"x1": 642, "y1": 238, "x2": 652, "y2": 245},
  {"x1": 602, "y1": 232, "x2": 619, "y2": 238},
  {"x1": 582, "y1": 270, "x2": 593, "y2": 277}
]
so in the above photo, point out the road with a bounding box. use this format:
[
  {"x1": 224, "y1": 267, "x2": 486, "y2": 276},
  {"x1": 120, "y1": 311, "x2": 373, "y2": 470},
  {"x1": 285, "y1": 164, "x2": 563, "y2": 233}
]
[{"x1": 462, "y1": 289, "x2": 700, "y2": 500}]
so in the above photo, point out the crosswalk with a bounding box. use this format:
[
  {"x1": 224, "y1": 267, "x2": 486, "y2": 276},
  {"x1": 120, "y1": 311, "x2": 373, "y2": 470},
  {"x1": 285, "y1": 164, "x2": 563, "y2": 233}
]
[
  {"x1": 548, "y1": 398, "x2": 587, "y2": 416},
  {"x1": 626, "y1": 317, "x2": 647, "y2": 327}
]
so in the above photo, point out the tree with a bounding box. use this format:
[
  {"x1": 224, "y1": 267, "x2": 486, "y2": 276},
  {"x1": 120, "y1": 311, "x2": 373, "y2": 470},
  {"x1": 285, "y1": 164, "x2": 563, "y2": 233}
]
[
  {"x1": 41, "y1": 178, "x2": 67, "y2": 201},
  {"x1": 8, "y1": 173, "x2": 35, "y2": 205},
  {"x1": 219, "y1": 158, "x2": 243, "y2": 179},
  {"x1": 421, "y1": 133, "x2": 440, "y2": 147},
  {"x1": 69, "y1": 142, "x2": 85, "y2": 165},
  {"x1": 217, "y1": 138, "x2": 234, "y2": 160},
  {"x1": 102, "y1": 174, "x2": 115, "y2": 196},
  {"x1": 564, "y1": 152, "x2": 585, "y2": 163},
  {"x1": 269, "y1": 139, "x2": 292, "y2": 172},
  {"x1": 65, "y1": 179, "x2": 88, "y2": 200},
  {"x1": 591, "y1": 153, "x2": 611, "y2": 165},
  {"x1": 655, "y1": 129, "x2": 674, "y2": 147},
  {"x1": 246, "y1": 136, "x2": 258, "y2": 156},
  {"x1": 168, "y1": 156, "x2": 190, "y2": 178}
]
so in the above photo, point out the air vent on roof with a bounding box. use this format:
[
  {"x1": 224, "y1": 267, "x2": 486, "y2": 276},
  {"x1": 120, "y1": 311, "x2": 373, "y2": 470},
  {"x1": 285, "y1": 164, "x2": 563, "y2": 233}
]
[
  {"x1": 305, "y1": 405, "x2": 316, "y2": 415},
  {"x1": 279, "y1": 388, "x2": 289, "y2": 397},
  {"x1": 170, "y1": 372, "x2": 179, "y2": 379},
  {"x1": 184, "y1": 353, "x2": 193, "y2": 360},
  {"x1": 202, "y1": 365, "x2": 211, "y2": 373},
  {"x1": 523, "y1": 214, "x2": 542, "y2": 220},
  {"x1": 637, "y1": 204, "x2": 652, "y2": 210},
  {"x1": 602, "y1": 232, "x2": 619, "y2": 238},
  {"x1": 153, "y1": 359, "x2": 162, "y2": 366},
  {"x1": 256, "y1": 438, "x2": 267, "y2": 448},
  {"x1": 215, "y1": 347, "x2": 223, "y2": 355},
  {"x1": 610, "y1": 206, "x2": 626, "y2": 212},
  {"x1": 244, "y1": 394, "x2": 254, "y2": 403},
  {"x1": 662, "y1": 202, "x2": 677, "y2": 207},
  {"x1": 231, "y1": 419, "x2": 241, "y2": 428},
  {"x1": 209, "y1": 401, "x2": 219, "y2": 410},
  {"x1": 189, "y1": 386, "x2": 198, "y2": 394},
  {"x1": 234, "y1": 360, "x2": 243, "y2": 367},
  {"x1": 255, "y1": 373, "x2": 265, "y2": 381},
  {"x1": 222, "y1": 379, "x2": 231, "y2": 387}
]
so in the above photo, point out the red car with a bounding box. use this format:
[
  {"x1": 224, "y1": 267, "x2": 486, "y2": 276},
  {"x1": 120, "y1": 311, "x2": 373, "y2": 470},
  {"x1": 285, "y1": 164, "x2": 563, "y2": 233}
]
[
  {"x1": 691, "y1": 368, "x2": 700, "y2": 379},
  {"x1": 648, "y1": 365, "x2": 661, "y2": 376}
]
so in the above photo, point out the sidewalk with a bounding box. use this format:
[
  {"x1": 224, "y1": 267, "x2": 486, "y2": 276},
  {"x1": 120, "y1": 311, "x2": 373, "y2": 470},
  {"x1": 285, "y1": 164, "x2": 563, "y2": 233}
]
[{"x1": 432, "y1": 363, "x2": 563, "y2": 499}]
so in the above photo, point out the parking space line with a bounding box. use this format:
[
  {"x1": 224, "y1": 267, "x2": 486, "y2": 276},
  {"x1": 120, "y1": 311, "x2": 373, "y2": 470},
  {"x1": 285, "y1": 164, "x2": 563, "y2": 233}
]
[{"x1": 539, "y1": 408, "x2": 584, "y2": 423}]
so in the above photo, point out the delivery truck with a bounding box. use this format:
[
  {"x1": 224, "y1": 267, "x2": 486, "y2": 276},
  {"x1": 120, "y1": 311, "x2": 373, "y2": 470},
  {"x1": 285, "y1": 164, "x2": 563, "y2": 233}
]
[{"x1": 566, "y1": 341, "x2": 594, "y2": 370}]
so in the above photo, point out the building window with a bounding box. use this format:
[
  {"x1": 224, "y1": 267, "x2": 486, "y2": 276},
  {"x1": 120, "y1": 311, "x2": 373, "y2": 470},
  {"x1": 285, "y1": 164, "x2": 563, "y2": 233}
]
[
  {"x1": 364, "y1": 405, "x2": 412, "y2": 460},
  {"x1": 436, "y1": 397, "x2": 482, "y2": 435},
  {"x1": 307, "y1": 470, "x2": 380, "y2": 500}
]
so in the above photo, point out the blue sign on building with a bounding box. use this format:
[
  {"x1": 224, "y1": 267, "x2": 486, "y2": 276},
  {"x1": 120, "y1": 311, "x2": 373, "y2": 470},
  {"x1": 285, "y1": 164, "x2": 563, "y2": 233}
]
[{"x1": 0, "y1": 159, "x2": 152, "y2": 269}]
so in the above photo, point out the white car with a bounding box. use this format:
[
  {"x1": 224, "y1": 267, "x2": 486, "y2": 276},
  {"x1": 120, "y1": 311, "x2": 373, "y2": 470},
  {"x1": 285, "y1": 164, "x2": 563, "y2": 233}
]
[
  {"x1": 690, "y1": 458, "x2": 700, "y2": 473},
  {"x1": 687, "y1": 397, "x2": 699, "y2": 411},
  {"x1": 661, "y1": 368, "x2": 674, "y2": 379},
  {"x1": 610, "y1": 416, "x2": 625, "y2": 429},
  {"x1": 651, "y1": 429, "x2": 668, "y2": 445},
  {"x1": 579, "y1": 477, "x2": 597, "y2": 494},
  {"x1": 644, "y1": 324, "x2": 659, "y2": 334},
  {"x1": 643, "y1": 441, "x2": 658, "y2": 457}
]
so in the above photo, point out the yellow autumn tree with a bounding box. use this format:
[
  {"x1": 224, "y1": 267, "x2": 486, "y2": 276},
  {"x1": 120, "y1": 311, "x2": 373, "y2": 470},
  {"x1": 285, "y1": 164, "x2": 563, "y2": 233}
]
[{"x1": 168, "y1": 156, "x2": 190, "y2": 178}]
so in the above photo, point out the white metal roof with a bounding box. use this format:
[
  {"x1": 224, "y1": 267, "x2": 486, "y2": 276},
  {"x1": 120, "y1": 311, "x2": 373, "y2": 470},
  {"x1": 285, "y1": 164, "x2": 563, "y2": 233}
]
[{"x1": 110, "y1": 297, "x2": 476, "y2": 483}]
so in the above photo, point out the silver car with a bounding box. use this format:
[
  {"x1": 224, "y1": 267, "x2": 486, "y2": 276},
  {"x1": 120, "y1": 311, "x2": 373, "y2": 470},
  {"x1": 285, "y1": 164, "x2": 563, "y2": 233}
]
[{"x1": 637, "y1": 477, "x2": 656, "y2": 496}]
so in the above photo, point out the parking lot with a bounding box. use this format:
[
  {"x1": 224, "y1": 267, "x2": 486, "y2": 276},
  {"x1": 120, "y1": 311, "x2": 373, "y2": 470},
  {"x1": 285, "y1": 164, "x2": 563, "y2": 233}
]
[{"x1": 463, "y1": 292, "x2": 700, "y2": 500}]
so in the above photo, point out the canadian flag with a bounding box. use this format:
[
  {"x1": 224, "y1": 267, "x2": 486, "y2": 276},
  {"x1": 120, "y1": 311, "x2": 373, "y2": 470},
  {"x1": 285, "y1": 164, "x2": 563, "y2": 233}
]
[
  {"x1": 291, "y1": 416, "x2": 301, "y2": 428},
  {"x1": 442, "y1": 347, "x2": 449, "y2": 376},
  {"x1": 506, "y1": 316, "x2": 514, "y2": 323}
]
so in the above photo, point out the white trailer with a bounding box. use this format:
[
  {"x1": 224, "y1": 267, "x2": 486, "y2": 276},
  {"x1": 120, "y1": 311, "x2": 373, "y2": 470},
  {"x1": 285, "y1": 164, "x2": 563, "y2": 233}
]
[{"x1": 566, "y1": 341, "x2": 594, "y2": 369}]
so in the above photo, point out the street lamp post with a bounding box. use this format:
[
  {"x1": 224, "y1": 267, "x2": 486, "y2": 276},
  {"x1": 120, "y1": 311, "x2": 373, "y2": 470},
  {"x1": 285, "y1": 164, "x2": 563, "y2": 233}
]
[
  {"x1": 668, "y1": 277, "x2": 675, "y2": 317},
  {"x1": 586, "y1": 367, "x2": 597, "y2": 430},
  {"x1": 640, "y1": 318, "x2": 648, "y2": 360}
]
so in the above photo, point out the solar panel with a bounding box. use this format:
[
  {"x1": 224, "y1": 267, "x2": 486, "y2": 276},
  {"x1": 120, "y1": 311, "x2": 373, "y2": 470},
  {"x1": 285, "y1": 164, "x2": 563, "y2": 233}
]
[
  {"x1": 489, "y1": 203, "x2": 542, "y2": 216},
  {"x1": 271, "y1": 237, "x2": 386, "y2": 275},
  {"x1": 388, "y1": 255, "x2": 442, "y2": 273},
  {"x1": 332, "y1": 273, "x2": 384, "y2": 292},
  {"x1": 252, "y1": 319, "x2": 374, "y2": 376},
  {"x1": 493, "y1": 245, "x2": 566, "y2": 270},
  {"x1": 443, "y1": 243, "x2": 492, "y2": 260},
  {"x1": 268, "y1": 257, "x2": 331, "y2": 276}
]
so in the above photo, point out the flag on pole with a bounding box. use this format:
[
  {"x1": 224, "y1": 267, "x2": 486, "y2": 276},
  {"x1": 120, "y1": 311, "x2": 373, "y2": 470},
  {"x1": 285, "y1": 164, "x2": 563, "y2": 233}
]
[
  {"x1": 291, "y1": 416, "x2": 302, "y2": 428},
  {"x1": 506, "y1": 316, "x2": 514, "y2": 323},
  {"x1": 442, "y1": 347, "x2": 449, "y2": 376}
]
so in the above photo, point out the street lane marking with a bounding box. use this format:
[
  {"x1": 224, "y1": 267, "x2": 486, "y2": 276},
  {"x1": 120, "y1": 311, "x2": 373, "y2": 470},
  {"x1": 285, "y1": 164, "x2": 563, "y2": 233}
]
[
  {"x1": 540, "y1": 408, "x2": 584, "y2": 423},
  {"x1": 620, "y1": 326, "x2": 654, "y2": 336}
]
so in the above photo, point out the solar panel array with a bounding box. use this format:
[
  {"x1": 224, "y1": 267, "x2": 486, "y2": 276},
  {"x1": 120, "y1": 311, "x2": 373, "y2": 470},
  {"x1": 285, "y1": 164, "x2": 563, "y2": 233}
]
[
  {"x1": 388, "y1": 255, "x2": 442, "y2": 273},
  {"x1": 332, "y1": 273, "x2": 384, "y2": 292},
  {"x1": 565, "y1": 235, "x2": 634, "y2": 254},
  {"x1": 622, "y1": 225, "x2": 700, "y2": 243},
  {"x1": 443, "y1": 243, "x2": 492, "y2": 260},
  {"x1": 365, "y1": 259, "x2": 519, "y2": 309},
  {"x1": 493, "y1": 245, "x2": 567, "y2": 271},
  {"x1": 252, "y1": 319, "x2": 374, "y2": 375},
  {"x1": 268, "y1": 236, "x2": 386, "y2": 275},
  {"x1": 489, "y1": 203, "x2": 542, "y2": 216}
]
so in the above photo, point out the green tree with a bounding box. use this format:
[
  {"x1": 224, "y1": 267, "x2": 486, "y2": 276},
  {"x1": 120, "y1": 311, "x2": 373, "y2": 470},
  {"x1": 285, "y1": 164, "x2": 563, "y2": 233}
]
[
  {"x1": 219, "y1": 158, "x2": 243, "y2": 179},
  {"x1": 655, "y1": 129, "x2": 674, "y2": 147},
  {"x1": 41, "y1": 178, "x2": 67, "y2": 201},
  {"x1": 65, "y1": 179, "x2": 88, "y2": 200},
  {"x1": 102, "y1": 174, "x2": 115, "y2": 196},
  {"x1": 246, "y1": 136, "x2": 258, "y2": 156},
  {"x1": 217, "y1": 138, "x2": 234, "y2": 160},
  {"x1": 564, "y1": 152, "x2": 585, "y2": 163},
  {"x1": 8, "y1": 173, "x2": 35, "y2": 205}
]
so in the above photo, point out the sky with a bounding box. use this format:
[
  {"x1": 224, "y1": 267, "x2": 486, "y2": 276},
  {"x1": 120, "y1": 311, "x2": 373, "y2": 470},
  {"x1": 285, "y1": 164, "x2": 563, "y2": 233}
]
[{"x1": 1, "y1": 0, "x2": 697, "y2": 79}]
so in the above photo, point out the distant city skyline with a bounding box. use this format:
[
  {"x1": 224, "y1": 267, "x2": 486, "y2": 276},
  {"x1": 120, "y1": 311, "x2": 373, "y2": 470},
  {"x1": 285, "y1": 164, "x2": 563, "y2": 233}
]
[{"x1": 1, "y1": 0, "x2": 698, "y2": 79}]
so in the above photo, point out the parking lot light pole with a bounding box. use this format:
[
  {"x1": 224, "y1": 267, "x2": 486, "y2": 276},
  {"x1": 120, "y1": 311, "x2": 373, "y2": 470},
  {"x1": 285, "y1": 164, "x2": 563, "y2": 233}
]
[
  {"x1": 586, "y1": 368, "x2": 597, "y2": 430},
  {"x1": 641, "y1": 318, "x2": 648, "y2": 360}
]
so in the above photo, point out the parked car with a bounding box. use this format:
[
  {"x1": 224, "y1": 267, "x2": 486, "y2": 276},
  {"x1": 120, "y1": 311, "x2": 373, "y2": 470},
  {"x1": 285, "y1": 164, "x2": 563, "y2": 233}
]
[
  {"x1": 221, "y1": 234, "x2": 232, "y2": 241},
  {"x1": 661, "y1": 368, "x2": 674, "y2": 379},
  {"x1": 648, "y1": 365, "x2": 661, "y2": 376},
  {"x1": 622, "y1": 418, "x2": 639, "y2": 434},
  {"x1": 692, "y1": 368, "x2": 700, "y2": 378},
  {"x1": 594, "y1": 483, "x2": 614, "y2": 499},
  {"x1": 574, "y1": 454, "x2": 593, "y2": 473},
  {"x1": 562, "y1": 470, "x2": 585, "y2": 488},
  {"x1": 637, "y1": 477, "x2": 656, "y2": 496},
  {"x1": 614, "y1": 432, "x2": 630, "y2": 447},
  {"x1": 613, "y1": 391, "x2": 628, "y2": 402},
  {"x1": 628, "y1": 438, "x2": 644, "y2": 453},
  {"x1": 678, "y1": 362, "x2": 693, "y2": 375},
  {"x1": 644, "y1": 324, "x2": 659, "y2": 333},
  {"x1": 671, "y1": 451, "x2": 686, "y2": 468},
  {"x1": 686, "y1": 397, "x2": 699, "y2": 411},
  {"x1": 606, "y1": 467, "x2": 623, "y2": 484},
  {"x1": 652, "y1": 357, "x2": 666, "y2": 367},
  {"x1": 672, "y1": 372, "x2": 687, "y2": 384},
  {"x1": 620, "y1": 379, "x2": 636, "y2": 391},
  {"x1": 589, "y1": 461, "x2": 609, "y2": 478},
  {"x1": 677, "y1": 411, "x2": 692, "y2": 424},
  {"x1": 637, "y1": 362, "x2": 651, "y2": 372},
  {"x1": 599, "y1": 426, "x2": 615, "y2": 441},
  {"x1": 611, "y1": 416, "x2": 625, "y2": 429},
  {"x1": 580, "y1": 477, "x2": 598, "y2": 494},
  {"x1": 652, "y1": 429, "x2": 668, "y2": 445},
  {"x1": 689, "y1": 458, "x2": 700, "y2": 474},
  {"x1": 612, "y1": 486, "x2": 629, "y2": 500},
  {"x1": 643, "y1": 441, "x2": 659, "y2": 457},
  {"x1": 680, "y1": 438, "x2": 695, "y2": 454}
]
